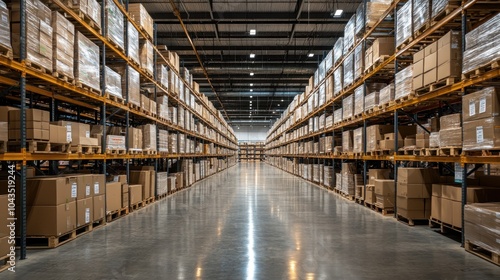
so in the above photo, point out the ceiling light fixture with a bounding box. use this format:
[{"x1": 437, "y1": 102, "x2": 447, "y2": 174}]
[
  {"x1": 249, "y1": 53, "x2": 255, "y2": 58},
  {"x1": 250, "y1": 29, "x2": 256, "y2": 35},
  {"x1": 281, "y1": 99, "x2": 284, "y2": 102},
  {"x1": 250, "y1": 72, "x2": 254, "y2": 76},
  {"x1": 334, "y1": 9, "x2": 343, "y2": 17},
  {"x1": 250, "y1": 96, "x2": 253, "y2": 98},
  {"x1": 250, "y1": 83, "x2": 253, "y2": 86},
  {"x1": 308, "y1": 53, "x2": 314, "y2": 58}
]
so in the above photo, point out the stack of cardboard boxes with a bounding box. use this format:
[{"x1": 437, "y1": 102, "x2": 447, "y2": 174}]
[
  {"x1": 140, "y1": 40, "x2": 154, "y2": 76},
  {"x1": 396, "y1": 168, "x2": 436, "y2": 220},
  {"x1": 365, "y1": 169, "x2": 391, "y2": 205},
  {"x1": 438, "y1": 113, "x2": 462, "y2": 148},
  {"x1": 374, "y1": 178, "x2": 395, "y2": 210},
  {"x1": 75, "y1": 32, "x2": 100, "y2": 91},
  {"x1": 0, "y1": 0, "x2": 11, "y2": 53},
  {"x1": 55, "y1": 121, "x2": 98, "y2": 146},
  {"x1": 67, "y1": 0, "x2": 101, "y2": 30},
  {"x1": 52, "y1": 11, "x2": 75, "y2": 79},
  {"x1": 8, "y1": 109, "x2": 50, "y2": 141},
  {"x1": 464, "y1": 203, "x2": 500, "y2": 255},
  {"x1": 105, "y1": 0, "x2": 124, "y2": 51},
  {"x1": 128, "y1": 3, "x2": 154, "y2": 40},
  {"x1": 0, "y1": 195, "x2": 10, "y2": 259}
]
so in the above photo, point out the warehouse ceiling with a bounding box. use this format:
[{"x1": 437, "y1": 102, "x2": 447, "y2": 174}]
[{"x1": 132, "y1": 0, "x2": 361, "y2": 127}]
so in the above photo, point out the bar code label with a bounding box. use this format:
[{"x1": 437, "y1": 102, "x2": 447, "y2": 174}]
[
  {"x1": 479, "y1": 97, "x2": 486, "y2": 114},
  {"x1": 86, "y1": 185, "x2": 91, "y2": 196},
  {"x1": 71, "y1": 183, "x2": 77, "y2": 198},
  {"x1": 85, "y1": 208, "x2": 90, "y2": 223},
  {"x1": 476, "y1": 126, "x2": 484, "y2": 143},
  {"x1": 94, "y1": 183, "x2": 99, "y2": 194},
  {"x1": 469, "y1": 101, "x2": 475, "y2": 116}
]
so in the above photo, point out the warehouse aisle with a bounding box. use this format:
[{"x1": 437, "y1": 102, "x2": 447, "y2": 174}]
[{"x1": 4, "y1": 162, "x2": 500, "y2": 279}]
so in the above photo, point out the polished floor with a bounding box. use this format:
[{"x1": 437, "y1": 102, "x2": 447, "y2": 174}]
[{"x1": 3, "y1": 162, "x2": 500, "y2": 279}]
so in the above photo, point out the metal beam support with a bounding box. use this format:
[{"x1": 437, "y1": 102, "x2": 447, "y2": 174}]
[{"x1": 398, "y1": 110, "x2": 430, "y2": 133}]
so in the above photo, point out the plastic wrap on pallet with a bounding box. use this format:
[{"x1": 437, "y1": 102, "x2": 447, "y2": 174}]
[
  {"x1": 0, "y1": 0, "x2": 10, "y2": 50},
  {"x1": 12, "y1": 0, "x2": 53, "y2": 72},
  {"x1": 439, "y1": 113, "x2": 461, "y2": 130},
  {"x1": 319, "y1": 84, "x2": 326, "y2": 105},
  {"x1": 335, "y1": 173, "x2": 342, "y2": 191},
  {"x1": 333, "y1": 38, "x2": 344, "y2": 65},
  {"x1": 343, "y1": 130, "x2": 353, "y2": 153},
  {"x1": 75, "y1": 32, "x2": 100, "y2": 91},
  {"x1": 52, "y1": 11, "x2": 74, "y2": 79},
  {"x1": 413, "y1": 0, "x2": 430, "y2": 34},
  {"x1": 462, "y1": 13, "x2": 500, "y2": 75},
  {"x1": 379, "y1": 83, "x2": 395, "y2": 105},
  {"x1": 106, "y1": 135, "x2": 126, "y2": 150},
  {"x1": 343, "y1": 53, "x2": 354, "y2": 87},
  {"x1": 439, "y1": 127, "x2": 462, "y2": 147},
  {"x1": 325, "y1": 50, "x2": 333, "y2": 73},
  {"x1": 366, "y1": 1, "x2": 392, "y2": 28},
  {"x1": 364, "y1": 91, "x2": 379, "y2": 112},
  {"x1": 326, "y1": 115, "x2": 333, "y2": 127},
  {"x1": 87, "y1": 0, "x2": 102, "y2": 29},
  {"x1": 168, "y1": 133, "x2": 177, "y2": 153},
  {"x1": 432, "y1": 0, "x2": 453, "y2": 19},
  {"x1": 343, "y1": 94, "x2": 354, "y2": 120},
  {"x1": 157, "y1": 65, "x2": 168, "y2": 89},
  {"x1": 114, "y1": 65, "x2": 140, "y2": 106},
  {"x1": 395, "y1": 66, "x2": 413, "y2": 100},
  {"x1": 105, "y1": 0, "x2": 124, "y2": 50},
  {"x1": 334, "y1": 108, "x2": 343, "y2": 124},
  {"x1": 140, "y1": 40, "x2": 154, "y2": 75},
  {"x1": 355, "y1": 2, "x2": 364, "y2": 36},
  {"x1": 463, "y1": 117, "x2": 500, "y2": 151},
  {"x1": 158, "y1": 129, "x2": 168, "y2": 152},
  {"x1": 354, "y1": 86, "x2": 364, "y2": 116},
  {"x1": 354, "y1": 44, "x2": 364, "y2": 81},
  {"x1": 396, "y1": 1, "x2": 412, "y2": 48},
  {"x1": 462, "y1": 87, "x2": 500, "y2": 122},
  {"x1": 334, "y1": 66, "x2": 343, "y2": 96},
  {"x1": 105, "y1": 66, "x2": 122, "y2": 98},
  {"x1": 319, "y1": 60, "x2": 326, "y2": 82},
  {"x1": 344, "y1": 14, "x2": 356, "y2": 53},
  {"x1": 464, "y1": 203, "x2": 500, "y2": 256},
  {"x1": 353, "y1": 127, "x2": 364, "y2": 153},
  {"x1": 429, "y1": 132, "x2": 440, "y2": 148},
  {"x1": 141, "y1": 124, "x2": 156, "y2": 151},
  {"x1": 128, "y1": 22, "x2": 140, "y2": 65},
  {"x1": 157, "y1": 172, "x2": 169, "y2": 196},
  {"x1": 128, "y1": 3, "x2": 154, "y2": 39},
  {"x1": 342, "y1": 173, "x2": 355, "y2": 195},
  {"x1": 178, "y1": 133, "x2": 185, "y2": 153}
]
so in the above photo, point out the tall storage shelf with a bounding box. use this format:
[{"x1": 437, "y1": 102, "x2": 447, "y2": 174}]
[
  {"x1": 0, "y1": 0, "x2": 237, "y2": 259},
  {"x1": 238, "y1": 142, "x2": 265, "y2": 161},
  {"x1": 265, "y1": 0, "x2": 500, "y2": 264}
]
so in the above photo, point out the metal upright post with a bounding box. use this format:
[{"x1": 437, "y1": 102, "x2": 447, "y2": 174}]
[
  {"x1": 100, "y1": 1, "x2": 107, "y2": 176},
  {"x1": 461, "y1": 163, "x2": 467, "y2": 247},
  {"x1": 154, "y1": 23, "x2": 159, "y2": 197},
  {"x1": 125, "y1": 0, "x2": 130, "y2": 184},
  {"x1": 393, "y1": 110, "x2": 399, "y2": 218}
]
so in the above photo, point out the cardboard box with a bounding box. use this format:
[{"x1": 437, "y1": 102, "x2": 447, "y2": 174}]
[
  {"x1": 379, "y1": 139, "x2": 403, "y2": 150},
  {"x1": 462, "y1": 87, "x2": 500, "y2": 122},
  {"x1": 414, "y1": 48, "x2": 425, "y2": 62},
  {"x1": 76, "y1": 197, "x2": 93, "y2": 227},
  {"x1": 122, "y1": 190, "x2": 129, "y2": 209},
  {"x1": 413, "y1": 75, "x2": 424, "y2": 90},
  {"x1": 431, "y1": 195, "x2": 441, "y2": 220},
  {"x1": 114, "y1": 174, "x2": 127, "y2": 184},
  {"x1": 437, "y1": 45, "x2": 461, "y2": 66},
  {"x1": 432, "y1": 184, "x2": 442, "y2": 197},
  {"x1": 26, "y1": 202, "x2": 77, "y2": 236},
  {"x1": 368, "y1": 169, "x2": 390, "y2": 185},
  {"x1": 439, "y1": 127, "x2": 463, "y2": 147},
  {"x1": 130, "y1": 171, "x2": 151, "y2": 200},
  {"x1": 76, "y1": 174, "x2": 93, "y2": 199},
  {"x1": 25, "y1": 176, "x2": 77, "y2": 206},
  {"x1": 397, "y1": 183, "x2": 431, "y2": 198},
  {"x1": 413, "y1": 59, "x2": 424, "y2": 76},
  {"x1": 8, "y1": 108, "x2": 49, "y2": 122},
  {"x1": 105, "y1": 182, "x2": 121, "y2": 212},
  {"x1": 398, "y1": 168, "x2": 436, "y2": 184},
  {"x1": 49, "y1": 124, "x2": 68, "y2": 144},
  {"x1": 375, "y1": 194, "x2": 394, "y2": 209},
  {"x1": 440, "y1": 198, "x2": 454, "y2": 224},
  {"x1": 372, "y1": 37, "x2": 394, "y2": 60},
  {"x1": 451, "y1": 200, "x2": 462, "y2": 228},
  {"x1": 397, "y1": 196, "x2": 430, "y2": 210},
  {"x1": 0, "y1": 236, "x2": 9, "y2": 257},
  {"x1": 404, "y1": 136, "x2": 416, "y2": 146},
  {"x1": 424, "y1": 52, "x2": 437, "y2": 72},
  {"x1": 397, "y1": 208, "x2": 430, "y2": 220},
  {"x1": 416, "y1": 138, "x2": 429, "y2": 148},
  {"x1": 0, "y1": 106, "x2": 19, "y2": 122},
  {"x1": 374, "y1": 179, "x2": 394, "y2": 196},
  {"x1": 92, "y1": 174, "x2": 105, "y2": 196},
  {"x1": 463, "y1": 117, "x2": 500, "y2": 150},
  {"x1": 93, "y1": 195, "x2": 105, "y2": 221},
  {"x1": 423, "y1": 68, "x2": 437, "y2": 86},
  {"x1": 365, "y1": 185, "x2": 376, "y2": 204},
  {"x1": 0, "y1": 195, "x2": 8, "y2": 237},
  {"x1": 8, "y1": 128, "x2": 49, "y2": 141},
  {"x1": 425, "y1": 41, "x2": 438, "y2": 56},
  {"x1": 53, "y1": 121, "x2": 91, "y2": 143},
  {"x1": 129, "y1": 184, "x2": 142, "y2": 205}
]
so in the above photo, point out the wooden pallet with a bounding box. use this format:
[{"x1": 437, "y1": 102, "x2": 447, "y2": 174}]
[
  {"x1": 438, "y1": 146, "x2": 462, "y2": 156},
  {"x1": 462, "y1": 149, "x2": 500, "y2": 157},
  {"x1": 76, "y1": 81, "x2": 101, "y2": 95},
  {"x1": 91, "y1": 218, "x2": 106, "y2": 230},
  {"x1": 128, "y1": 57, "x2": 140, "y2": 67},
  {"x1": 367, "y1": 149, "x2": 393, "y2": 156},
  {"x1": 373, "y1": 205, "x2": 394, "y2": 216},
  {"x1": 0, "y1": 44, "x2": 13, "y2": 59},
  {"x1": 106, "y1": 207, "x2": 129, "y2": 223},
  {"x1": 354, "y1": 197, "x2": 364, "y2": 205},
  {"x1": 143, "y1": 197, "x2": 155, "y2": 205},
  {"x1": 53, "y1": 71, "x2": 75, "y2": 85},
  {"x1": 105, "y1": 93, "x2": 124, "y2": 104},
  {"x1": 413, "y1": 21, "x2": 432, "y2": 37},
  {"x1": 431, "y1": 2, "x2": 461, "y2": 23},
  {"x1": 425, "y1": 148, "x2": 439, "y2": 156},
  {"x1": 414, "y1": 77, "x2": 458, "y2": 95},
  {"x1": 106, "y1": 36, "x2": 125, "y2": 53},
  {"x1": 129, "y1": 102, "x2": 141, "y2": 111},
  {"x1": 70, "y1": 145, "x2": 101, "y2": 154},
  {"x1": 397, "y1": 215, "x2": 428, "y2": 226},
  {"x1": 397, "y1": 148, "x2": 417, "y2": 155},
  {"x1": 0, "y1": 255, "x2": 11, "y2": 273},
  {"x1": 130, "y1": 201, "x2": 145, "y2": 211},
  {"x1": 465, "y1": 240, "x2": 500, "y2": 266},
  {"x1": 462, "y1": 59, "x2": 500, "y2": 80},
  {"x1": 364, "y1": 55, "x2": 393, "y2": 75},
  {"x1": 429, "y1": 217, "x2": 462, "y2": 233},
  {"x1": 392, "y1": 93, "x2": 415, "y2": 105},
  {"x1": 128, "y1": 148, "x2": 143, "y2": 155},
  {"x1": 143, "y1": 149, "x2": 157, "y2": 155},
  {"x1": 395, "y1": 36, "x2": 414, "y2": 52},
  {"x1": 106, "y1": 148, "x2": 127, "y2": 155},
  {"x1": 72, "y1": 8, "x2": 102, "y2": 33},
  {"x1": 8, "y1": 140, "x2": 50, "y2": 153},
  {"x1": 412, "y1": 148, "x2": 427, "y2": 156},
  {"x1": 22, "y1": 224, "x2": 92, "y2": 249},
  {"x1": 156, "y1": 192, "x2": 169, "y2": 200},
  {"x1": 25, "y1": 60, "x2": 51, "y2": 74}
]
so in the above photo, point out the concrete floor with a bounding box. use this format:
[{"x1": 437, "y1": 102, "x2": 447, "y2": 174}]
[{"x1": 3, "y1": 162, "x2": 500, "y2": 279}]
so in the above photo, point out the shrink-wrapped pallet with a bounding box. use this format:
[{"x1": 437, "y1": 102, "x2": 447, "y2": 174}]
[
  {"x1": 343, "y1": 53, "x2": 354, "y2": 87},
  {"x1": 464, "y1": 203, "x2": 500, "y2": 256},
  {"x1": 106, "y1": 135, "x2": 126, "y2": 150},
  {"x1": 0, "y1": 0, "x2": 10, "y2": 51},
  {"x1": 333, "y1": 38, "x2": 344, "y2": 65},
  {"x1": 169, "y1": 132, "x2": 177, "y2": 153},
  {"x1": 113, "y1": 66, "x2": 140, "y2": 106},
  {"x1": 178, "y1": 133, "x2": 185, "y2": 154},
  {"x1": 353, "y1": 127, "x2": 364, "y2": 153},
  {"x1": 105, "y1": 66, "x2": 122, "y2": 99},
  {"x1": 140, "y1": 40, "x2": 154, "y2": 76},
  {"x1": 158, "y1": 129, "x2": 168, "y2": 152},
  {"x1": 128, "y1": 22, "x2": 140, "y2": 65},
  {"x1": 334, "y1": 108, "x2": 343, "y2": 125},
  {"x1": 379, "y1": 83, "x2": 395, "y2": 105},
  {"x1": 354, "y1": 44, "x2": 364, "y2": 81},
  {"x1": 432, "y1": 0, "x2": 455, "y2": 19},
  {"x1": 463, "y1": 117, "x2": 500, "y2": 151},
  {"x1": 325, "y1": 50, "x2": 333, "y2": 73},
  {"x1": 343, "y1": 94, "x2": 354, "y2": 120},
  {"x1": 396, "y1": 1, "x2": 412, "y2": 48},
  {"x1": 429, "y1": 132, "x2": 440, "y2": 148},
  {"x1": 141, "y1": 124, "x2": 157, "y2": 151},
  {"x1": 344, "y1": 14, "x2": 356, "y2": 53},
  {"x1": 354, "y1": 86, "x2": 364, "y2": 116},
  {"x1": 355, "y1": 2, "x2": 365, "y2": 36},
  {"x1": 67, "y1": 0, "x2": 101, "y2": 29},
  {"x1": 157, "y1": 65, "x2": 168, "y2": 89},
  {"x1": 366, "y1": 1, "x2": 392, "y2": 28},
  {"x1": 128, "y1": 3, "x2": 154, "y2": 39},
  {"x1": 105, "y1": 0, "x2": 124, "y2": 50},
  {"x1": 75, "y1": 32, "x2": 100, "y2": 91},
  {"x1": 52, "y1": 11, "x2": 74, "y2": 79},
  {"x1": 364, "y1": 91, "x2": 379, "y2": 112},
  {"x1": 413, "y1": 0, "x2": 430, "y2": 34},
  {"x1": 395, "y1": 66, "x2": 413, "y2": 100},
  {"x1": 334, "y1": 67, "x2": 343, "y2": 95}
]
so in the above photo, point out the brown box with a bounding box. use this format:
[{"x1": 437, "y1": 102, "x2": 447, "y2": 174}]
[
  {"x1": 438, "y1": 60, "x2": 461, "y2": 81},
  {"x1": 404, "y1": 136, "x2": 416, "y2": 146},
  {"x1": 76, "y1": 197, "x2": 93, "y2": 227},
  {"x1": 49, "y1": 124, "x2": 68, "y2": 144},
  {"x1": 413, "y1": 75, "x2": 424, "y2": 90},
  {"x1": 379, "y1": 139, "x2": 403, "y2": 150},
  {"x1": 398, "y1": 168, "x2": 436, "y2": 184},
  {"x1": 26, "y1": 202, "x2": 76, "y2": 236},
  {"x1": 397, "y1": 183, "x2": 431, "y2": 198},
  {"x1": 122, "y1": 192, "x2": 129, "y2": 209},
  {"x1": 375, "y1": 194, "x2": 394, "y2": 209},
  {"x1": 397, "y1": 208, "x2": 430, "y2": 220},
  {"x1": 451, "y1": 200, "x2": 462, "y2": 228},
  {"x1": 439, "y1": 127, "x2": 463, "y2": 147},
  {"x1": 8, "y1": 108, "x2": 49, "y2": 122},
  {"x1": 372, "y1": 37, "x2": 394, "y2": 60},
  {"x1": 414, "y1": 48, "x2": 425, "y2": 62},
  {"x1": 437, "y1": 45, "x2": 461, "y2": 66},
  {"x1": 76, "y1": 174, "x2": 93, "y2": 199},
  {"x1": 0, "y1": 195, "x2": 8, "y2": 237},
  {"x1": 129, "y1": 184, "x2": 142, "y2": 205},
  {"x1": 431, "y1": 195, "x2": 441, "y2": 220},
  {"x1": 105, "y1": 182, "x2": 121, "y2": 212},
  {"x1": 432, "y1": 184, "x2": 442, "y2": 197},
  {"x1": 423, "y1": 68, "x2": 437, "y2": 86},
  {"x1": 0, "y1": 236, "x2": 9, "y2": 257},
  {"x1": 53, "y1": 121, "x2": 90, "y2": 142},
  {"x1": 130, "y1": 171, "x2": 151, "y2": 200},
  {"x1": 114, "y1": 174, "x2": 127, "y2": 184},
  {"x1": 365, "y1": 185, "x2": 376, "y2": 204},
  {"x1": 92, "y1": 174, "x2": 105, "y2": 196},
  {"x1": 93, "y1": 195, "x2": 105, "y2": 221},
  {"x1": 424, "y1": 52, "x2": 437, "y2": 72},
  {"x1": 462, "y1": 87, "x2": 500, "y2": 122},
  {"x1": 368, "y1": 169, "x2": 390, "y2": 185},
  {"x1": 413, "y1": 59, "x2": 424, "y2": 76},
  {"x1": 463, "y1": 117, "x2": 500, "y2": 150},
  {"x1": 441, "y1": 198, "x2": 454, "y2": 224},
  {"x1": 8, "y1": 128, "x2": 49, "y2": 141},
  {"x1": 374, "y1": 179, "x2": 394, "y2": 196},
  {"x1": 416, "y1": 138, "x2": 429, "y2": 148},
  {"x1": 424, "y1": 41, "x2": 438, "y2": 56},
  {"x1": 397, "y1": 196, "x2": 431, "y2": 211},
  {"x1": 25, "y1": 176, "x2": 77, "y2": 206},
  {"x1": 0, "y1": 106, "x2": 19, "y2": 122}
]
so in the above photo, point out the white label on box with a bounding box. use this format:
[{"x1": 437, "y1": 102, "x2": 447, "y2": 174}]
[
  {"x1": 85, "y1": 208, "x2": 90, "y2": 223},
  {"x1": 66, "y1": 124, "x2": 72, "y2": 142},
  {"x1": 71, "y1": 183, "x2": 77, "y2": 198},
  {"x1": 86, "y1": 185, "x2": 91, "y2": 196},
  {"x1": 476, "y1": 126, "x2": 484, "y2": 143},
  {"x1": 94, "y1": 183, "x2": 99, "y2": 194},
  {"x1": 86, "y1": 131, "x2": 90, "y2": 138},
  {"x1": 469, "y1": 101, "x2": 475, "y2": 116},
  {"x1": 113, "y1": 175, "x2": 119, "y2": 182},
  {"x1": 479, "y1": 97, "x2": 486, "y2": 114}
]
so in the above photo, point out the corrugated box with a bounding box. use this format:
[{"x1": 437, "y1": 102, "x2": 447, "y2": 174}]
[
  {"x1": 26, "y1": 202, "x2": 76, "y2": 236},
  {"x1": 463, "y1": 116, "x2": 500, "y2": 151},
  {"x1": 462, "y1": 87, "x2": 500, "y2": 122},
  {"x1": 93, "y1": 195, "x2": 105, "y2": 221},
  {"x1": 129, "y1": 184, "x2": 143, "y2": 205},
  {"x1": 76, "y1": 197, "x2": 92, "y2": 227},
  {"x1": 105, "y1": 182, "x2": 121, "y2": 212}
]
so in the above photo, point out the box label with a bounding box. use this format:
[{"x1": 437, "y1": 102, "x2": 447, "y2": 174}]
[
  {"x1": 66, "y1": 124, "x2": 72, "y2": 142},
  {"x1": 71, "y1": 183, "x2": 77, "y2": 198},
  {"x1": 85, "y1": 208, "x2": 90, "y2": 223},
  {"x1": 454, "y1": 163, "x2": 463, "y2": 183},
  {"x1": 469, "y1": 101, "x2": 475, "y2": 116},
  {"x1": 86, "y1": 185, "x2": 91, "y2": 196},
  {"x1": 479, "y1": 97, "x2": 486, "y2": 114},
  {"x1": 476, "y1": 126, "x2": 484, "y2": 143},
  {"x1": 94, "y1": 183, "x2": 99, "y2": 194},
  {"x1": 85, "y1": 131, "x2": 90, "y2": 138}
]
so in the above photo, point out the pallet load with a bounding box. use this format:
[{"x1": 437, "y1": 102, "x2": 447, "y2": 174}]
[
  {"x1": 343, "y1": 53, "x2": 354, "y2": 87},
  {"x1": 92, "y1": 174, "x2": 106, "y2": 225},
  {"x1": 462, "y1": 87, "x2": 500, "y2": 152},
  {"x1": 378, "y1": 83, "x2": 394, "y2": 106},
  {"x1": 0, "y1": 0, "x2": 11, "y2": 57},
  {"x1": 105, "y1": 0, "x2": 124, "y2": 51},
  {"x1": 114, "y1": 66, "x2": 140, "y2": 107},
  {"x1": 52, "y1": 12, "x2": 75, "y2": 81},
  {"x1": 128, "y1": 127, "x2": 143, "y2": 153},
  {"x1": 11, "y1": 0, "x2": 52, "y2": 72},
  {"x1": 157, "y1": 172, "x2": 169, "y2": 197},
  {"x1": 341, "y1": 163, "x2": 357, "y2": 196},
  {"x1": 105, "y1": 135, "x2": 126, "y2": 154},
  {"x1": 140, "y1": 40, "x2": 154, "y2": 76},
  {"x1": 157, "y1": 65, "x2": 169, "y2": 89},
  {"x1": 67, "y1": 0, "x2": 101, "y2": 31},
  {"x1": 104, "y1": 66, "x2": 122, "y2": 100},
  {"x1": 463, "y1": 13, "x2": 500, "y2": 77},
  {"x1": 366, "y1": 125, "x2": 392, "y2": 153},
  {"x1": 437, "y1": 31, "x2": 462, "y2": 82},
  {"x1": 344, "y1": 14, "x2": 356, "y2": 53},
  {"x1": 396, "y1": 168, "x2": 436, "y2": 224},
  {"x1": 54, "y1": 121, "x2": 99, "y2": 153},
  {"x1": 395, "y1": 66, "x2": 413, "y2": 100},
  {"x1": 413, "y1": 0, "x2": 430, "y2": 35},
  {"x1": 366, "y1": 169, "x2": 390, "y2": 206},
  {"x1": 8, "y1": 108, "x2": 49, "y2": 143},
  {"x1": 130, "y1": 170, "x2": 154, "y2": 203},
  {"x1": 127, "y1": 22, "x2": 140, "y2": 65},
  {"x1": 438, "y1": 113, "x2": 462, "y2": 151},
  {"x1": 396, "y1": 0, "x2": 412, "y2": 49},
  {"x1": 141, "y1": 124, "x2": 157, "y2": 154},
  {"x1": 374, "y1": 179, "x2": 395, "y2": 214},
  {"x1": 75, "y1": 32, "x2": 100, "y2": 92},
  {"x1": 464, "y1": 203, "x2": 500, "y2": 265},
  {"x1": 75, "y1": 174, "x2": 93, "y2": 228},
  {"x1": 355, "y1": 0, "x2": 392, "y2": 37},
  {"x1": 128, "y1": 3, "x2": 154, "y2": 40},
  {"x1": 366, "y1": 37, "x2": 394, "y2": 72}
]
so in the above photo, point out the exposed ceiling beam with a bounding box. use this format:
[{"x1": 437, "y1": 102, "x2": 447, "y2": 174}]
[
  {"x1": 158, "y1": 45, "x2": 334, "y2": 51},
  {"x1": 289, "y1": 0, "x2": 305, "y2": 42},
  {"x1": 157, "y1": 31, "x2": 342, "y2": 39}
]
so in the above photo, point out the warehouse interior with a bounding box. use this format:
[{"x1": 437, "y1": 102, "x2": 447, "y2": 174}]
[{"x1": 1, "y1": 0, "x2": 500, "y2": 278}]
